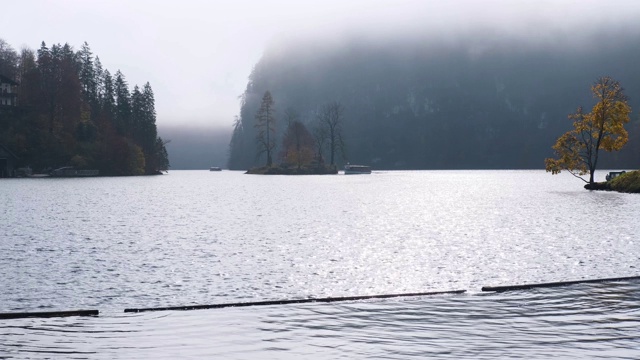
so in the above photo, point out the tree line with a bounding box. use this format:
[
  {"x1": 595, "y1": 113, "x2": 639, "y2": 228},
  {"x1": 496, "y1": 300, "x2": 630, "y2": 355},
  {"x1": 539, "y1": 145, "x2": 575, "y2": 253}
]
[{"x1": 0, "y1": 38, "x2": 169, "y2": 175}]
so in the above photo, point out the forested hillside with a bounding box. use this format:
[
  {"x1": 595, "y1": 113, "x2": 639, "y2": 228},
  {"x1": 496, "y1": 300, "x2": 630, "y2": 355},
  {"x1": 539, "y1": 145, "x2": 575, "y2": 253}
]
[
  {"x1": 0, "y1": 39, "x2": 169, "y2": 175},
  {"x1": 228, "y1": 31, "x2": 640, "y2": 170}
]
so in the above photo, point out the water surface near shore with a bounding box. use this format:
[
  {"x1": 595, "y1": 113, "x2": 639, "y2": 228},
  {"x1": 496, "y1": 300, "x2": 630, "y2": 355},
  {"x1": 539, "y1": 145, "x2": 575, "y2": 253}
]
[{"x1": 1, "y1": 170, "x2": 639, "y2": 358}]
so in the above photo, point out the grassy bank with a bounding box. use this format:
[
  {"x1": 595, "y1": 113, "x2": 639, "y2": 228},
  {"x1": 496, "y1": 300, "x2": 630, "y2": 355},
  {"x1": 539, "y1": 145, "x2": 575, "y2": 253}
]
[
  {"x1": 587, "y1": 170, "x2": 640, "y2": 193},
  {"x1": 608, "y1": 170, "x2": 640, "y2": 193}
]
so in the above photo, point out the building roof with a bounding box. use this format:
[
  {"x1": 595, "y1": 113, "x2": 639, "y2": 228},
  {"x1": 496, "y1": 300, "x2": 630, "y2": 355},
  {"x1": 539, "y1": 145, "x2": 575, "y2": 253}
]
[{"x1": 0, "y1": 74, "x2": 18, "y2": 85}]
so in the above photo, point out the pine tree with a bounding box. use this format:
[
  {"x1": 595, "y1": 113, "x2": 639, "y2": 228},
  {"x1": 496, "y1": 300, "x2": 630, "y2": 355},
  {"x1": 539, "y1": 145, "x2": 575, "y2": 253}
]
[
  {"x1": 37, "y1": 42, "x2": 56, "y2": 134},
  {"x1": 131, "y1": 84, "x2": 144, "y2": 144},
  {"x1": 78, "y1": 42, "x2": 97, "y2": 103},
  {"x1": 228, "y1": 115, "x2": 245, "y2": 169},
  {"x1": 17, "y1": 48, "x2": 38, "y2": 106},
  {"x1": 114, "y1": 70, "x2": 131, "y2": 135},
  {"x1": 101, "y1": 69, "x2": 115, "y2": 121},
  {"x1": 141, "y1": 82, "x2": 158, "y2": 173},
  {"x1": 154, "y1": 137, "x2": 170, "y2": 173},
  {"x1": 255, "y1": 90, "x2": 276, "y2": 166},
  {"x1": 93, "y1": 56, "x2": 104, "y2": 102},
  {"x1": 0, "y1": 38, "x2": 19, "y2": 80},
  {"x1": 57, "y1": 43, "x2": 82, "y2": 138}
]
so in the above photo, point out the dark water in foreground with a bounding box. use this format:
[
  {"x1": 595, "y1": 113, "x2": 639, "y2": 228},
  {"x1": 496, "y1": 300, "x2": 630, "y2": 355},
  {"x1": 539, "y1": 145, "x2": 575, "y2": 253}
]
[
  {"x1": 1, "y1": 170, "x2": 639, "y2": 358},
  {"x1": 2, "y1": 282, "x2": 640, "y2": 359}
]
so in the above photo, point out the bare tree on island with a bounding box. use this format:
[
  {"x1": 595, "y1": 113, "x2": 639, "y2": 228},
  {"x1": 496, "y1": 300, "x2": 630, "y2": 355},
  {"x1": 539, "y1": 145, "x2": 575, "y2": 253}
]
[
  {"x1": 311, "y1": 119, "x2": 328, "y2": 165},
  {"x1": 545, "y1": 77, "x2": 632, "y2": 187},
  {"x1": 255, "y1": 91, "x2": 276, "y2": 166},
  {"x1": 317, "y1": 101, "x2": 345, "y2": 166}
]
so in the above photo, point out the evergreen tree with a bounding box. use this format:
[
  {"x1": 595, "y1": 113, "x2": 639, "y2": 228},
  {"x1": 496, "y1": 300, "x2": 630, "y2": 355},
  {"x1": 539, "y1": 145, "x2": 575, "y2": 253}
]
[
  {"x1": 101, "y1": 69, "x2": 115, "y2": 121},
  {"x1": 154, "y1": 137, "x2": 170, "y2": 173},
  {"x1": 141, "y1": 82, "x2": 159, "y2": 173},
  {"x1": 0, "y1": 38, "x2": 19, "y2": 79},
  {"x1": 93, "y1": 56, "x2": 104, "y2": 103},
  {"x1": 37, "y1": 42, "x2": 56, "y2": 134},
  {"x1": 57, "y1": 43, "x2": 83, "y2": 138},
  {"x1": 17, "y1": 48, "x2": 38, "y2": 106},
  {"x1": 78, "y1": 41, "x2": 97, "y2": 103},
  {"x1": 114, "y1": 70, "x2": 131, "y2": 135},
  {"x1": 228, "y1": 115, "x2": 245, "y2": 169},
  {"x1": 255, "y1": 90, "x2": 276, "y2": 166},
  {"x1": 131, "y1": 84, "x2": 144, "y2": 143}
]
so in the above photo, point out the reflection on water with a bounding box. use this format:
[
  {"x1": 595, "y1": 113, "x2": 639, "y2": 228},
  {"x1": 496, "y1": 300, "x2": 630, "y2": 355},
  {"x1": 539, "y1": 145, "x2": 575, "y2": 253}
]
[
  {"x1": 1, "y1": 170, "x2": 639, "y2": 358},
  {"x1": 2, "y1": 281, "x2": 639, "y2": 359}
]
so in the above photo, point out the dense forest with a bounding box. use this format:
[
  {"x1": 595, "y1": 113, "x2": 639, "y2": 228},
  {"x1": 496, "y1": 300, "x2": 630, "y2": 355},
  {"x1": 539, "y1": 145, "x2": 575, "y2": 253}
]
[
  {"x1": 0, "y1": 39, "x2": 169, "y2": 176},
  {"x1": 228, "y1": 31, "x2": 640, "y2": 170}
]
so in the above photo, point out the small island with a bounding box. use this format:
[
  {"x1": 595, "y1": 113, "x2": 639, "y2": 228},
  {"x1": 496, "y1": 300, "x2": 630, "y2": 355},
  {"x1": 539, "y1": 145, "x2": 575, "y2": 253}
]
[
  {"x1": 246, "y1": 163, "x2": 337, "y2": 175},
  {"x1": 242, "y1": 91, "x2": 346, "y2": 175}
]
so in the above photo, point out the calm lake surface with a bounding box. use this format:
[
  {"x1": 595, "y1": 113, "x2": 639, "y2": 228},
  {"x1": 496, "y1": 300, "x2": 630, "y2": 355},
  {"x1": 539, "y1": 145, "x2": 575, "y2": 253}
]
[{"x1": 1, "y1": 170, "x2": 639, "y2": 359}]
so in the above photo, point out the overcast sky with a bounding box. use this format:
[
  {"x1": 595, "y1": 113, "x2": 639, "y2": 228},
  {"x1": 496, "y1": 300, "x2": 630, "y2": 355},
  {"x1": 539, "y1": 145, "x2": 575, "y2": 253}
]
[{"x1": 5, "y1": 0, "x2": 640, "y2": 129}]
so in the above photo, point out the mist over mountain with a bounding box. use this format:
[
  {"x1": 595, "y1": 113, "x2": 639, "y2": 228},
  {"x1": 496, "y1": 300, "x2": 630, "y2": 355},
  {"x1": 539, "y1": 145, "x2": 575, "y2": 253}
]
[
  {"x1": 228, "y1": 25, "x2": 640, "y2": 170},
  {"x1": 159, "y1": 125, "x2": 230, "y2": 170}
]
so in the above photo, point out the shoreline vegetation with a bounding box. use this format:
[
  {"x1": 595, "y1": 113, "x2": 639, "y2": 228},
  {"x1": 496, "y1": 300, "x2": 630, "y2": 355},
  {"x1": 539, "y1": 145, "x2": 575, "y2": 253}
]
[
  {"x1": 0, "y1": 39, "x2": 169, "y2": 177},
  {"x1": 586, "y1": 170, "x2": 640, "y2": 193},
  {"x1": 246, "y1": 163, "x2": 338, "y2": 175}
]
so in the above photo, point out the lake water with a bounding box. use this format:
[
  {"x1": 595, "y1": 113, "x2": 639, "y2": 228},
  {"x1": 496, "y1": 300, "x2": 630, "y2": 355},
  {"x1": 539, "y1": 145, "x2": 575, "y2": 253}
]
[{"x1": 1, "y1": 170, "x2": 639, "y2": 359}]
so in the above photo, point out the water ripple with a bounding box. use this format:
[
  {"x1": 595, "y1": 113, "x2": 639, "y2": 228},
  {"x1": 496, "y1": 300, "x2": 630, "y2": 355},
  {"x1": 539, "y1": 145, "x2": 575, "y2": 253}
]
[
  {"x1": 1, "y1": 170, "x2": 639, "y2": 358},
  {"x1": 2, "y1": 283, "x2": 639, "y2": 358}
]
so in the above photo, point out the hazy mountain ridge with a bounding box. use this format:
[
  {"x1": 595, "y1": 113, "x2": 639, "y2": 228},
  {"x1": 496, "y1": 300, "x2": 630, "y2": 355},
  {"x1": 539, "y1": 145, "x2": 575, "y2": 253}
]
[
  {"x1": 228, "y1": 29, "x2": 640, "y2": 170},
  {"x1": 158, "y1": 125, "x2": 230, "y2": 170}
]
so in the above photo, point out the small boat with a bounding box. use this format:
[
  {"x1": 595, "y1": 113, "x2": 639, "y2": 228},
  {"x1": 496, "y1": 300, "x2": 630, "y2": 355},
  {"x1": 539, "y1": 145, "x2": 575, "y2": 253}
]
[
  {"x1": 209, "y1": 167, "x2": 222, "y2": 171},
  {"x1": 344, "y1": 163, "x2": 371, "y2": 174}
]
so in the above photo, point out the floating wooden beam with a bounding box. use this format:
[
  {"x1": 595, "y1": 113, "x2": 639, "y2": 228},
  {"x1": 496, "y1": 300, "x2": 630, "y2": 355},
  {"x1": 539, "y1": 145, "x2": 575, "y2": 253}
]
[
  {"x1": 0, "y1": 309, "x2": 99, "y2": 319},
  {"x1": 124, "y1": 289, "x2": 467, "y2": 313},
  {"x1": 481, "y1": 275, "x2": 640, "y2": 292}
]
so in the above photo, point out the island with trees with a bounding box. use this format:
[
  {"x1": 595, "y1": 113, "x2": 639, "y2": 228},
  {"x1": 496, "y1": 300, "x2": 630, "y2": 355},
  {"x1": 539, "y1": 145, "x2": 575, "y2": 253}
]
[
  {"x1": 240, "y1": 91, "x2": 346, "y2": 175},
  {"x1": 0, "y1": 38, "x2": 169, "y2": 177}
]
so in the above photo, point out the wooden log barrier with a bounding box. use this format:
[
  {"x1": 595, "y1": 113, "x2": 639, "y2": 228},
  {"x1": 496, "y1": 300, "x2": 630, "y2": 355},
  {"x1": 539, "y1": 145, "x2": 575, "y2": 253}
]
[
  {"x1": 0, "y1": 309, "x2": 99, "y2": 319},
  {"x1": 124, "y1": 289, "x2": 467, "y2": 313},
  {"x1": 481, "y1": 275, "x2": 640, "y2": 292}
]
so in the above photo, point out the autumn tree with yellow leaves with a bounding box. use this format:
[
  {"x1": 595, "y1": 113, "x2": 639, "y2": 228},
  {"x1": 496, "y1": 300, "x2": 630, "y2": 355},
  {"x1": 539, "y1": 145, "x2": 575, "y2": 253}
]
[{"x1": 545, "y1": 77, "x2": 632, "y2": 187}]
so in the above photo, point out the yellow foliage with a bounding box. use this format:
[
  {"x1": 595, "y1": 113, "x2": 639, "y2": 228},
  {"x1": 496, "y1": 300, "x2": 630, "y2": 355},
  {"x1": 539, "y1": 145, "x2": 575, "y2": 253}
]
[
  {"x1": 545, "y1": 77, "x2": 631, "y2": 183},
  {"x1": 285, "y1": 147, "x2": 314, "y2": 167}
]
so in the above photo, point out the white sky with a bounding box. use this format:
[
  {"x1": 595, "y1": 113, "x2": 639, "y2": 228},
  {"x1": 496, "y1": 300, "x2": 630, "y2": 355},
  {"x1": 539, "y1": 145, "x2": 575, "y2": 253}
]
[{"x1": 5, "y1": 0, "x2": 640, "y2": 129}]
